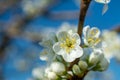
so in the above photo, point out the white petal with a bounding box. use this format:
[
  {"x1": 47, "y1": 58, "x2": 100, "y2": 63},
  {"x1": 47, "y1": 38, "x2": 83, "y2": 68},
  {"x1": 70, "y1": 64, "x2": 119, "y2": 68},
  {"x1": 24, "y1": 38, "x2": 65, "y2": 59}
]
[
  {"x1": 49, "y1": 32, "x2": 58, "y2": 44},
  {"x1": 70, "y1": 46, "x2": 83, "y2": 58},
  {"x1": 83, "y1": 38, "x2": 89, "y2": 46},
  {"x1": 102, "y1": 4, "x2": 108, "y2": 15},
  {"x1": 62, "y1": 53, "x2": 75, "y2": 62},
  {"x1": 89, "y1": 27, "x2": 101, "y2": 38},
  {"x1": 39, "y1": 39, "x2": 53, "y2": 48},
  {"x1": 53, "y1": 42, "x2": 65, "y2": 55},
  {"x1": 72, "y1": 33, "x2": 81, "y2": 45},
  {"x1": 40, "y1": 49, "x2": 54, "y2": 61},
  {"x1": 83, "y1": 25, "x2": 90, "y2": 38},
  {"x1": 68, "y1": 30, "x2": 73, "y2": 35},
  {"x1": 57, "y1": 31, "x2": 68, "y2": 41},
  {"x1": 95, "y1": 0, "x2": 110, "y2": 4},
  {"x1": 62, "y1": 46, "x2": 83, "y2": 62},
  {"x1": 40, "y1": 50, "x2": 48, "y2": 61}
]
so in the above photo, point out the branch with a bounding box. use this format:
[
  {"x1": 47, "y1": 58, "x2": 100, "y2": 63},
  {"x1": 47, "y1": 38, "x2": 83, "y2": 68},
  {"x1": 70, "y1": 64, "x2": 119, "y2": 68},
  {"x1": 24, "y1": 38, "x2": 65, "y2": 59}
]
[
  {"x1": 77, "y1": 0, "x2": 92, "y2": 36},
  {"x1": 68, "y1": 0, "x2": 92, "y2": 79}
]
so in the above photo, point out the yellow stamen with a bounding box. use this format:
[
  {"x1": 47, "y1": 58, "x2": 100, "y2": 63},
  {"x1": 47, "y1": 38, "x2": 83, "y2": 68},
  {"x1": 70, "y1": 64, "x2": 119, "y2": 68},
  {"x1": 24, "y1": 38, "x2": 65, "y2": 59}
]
[{"x1": 60, "y1": 37, "x2": 76, "y2": 53}]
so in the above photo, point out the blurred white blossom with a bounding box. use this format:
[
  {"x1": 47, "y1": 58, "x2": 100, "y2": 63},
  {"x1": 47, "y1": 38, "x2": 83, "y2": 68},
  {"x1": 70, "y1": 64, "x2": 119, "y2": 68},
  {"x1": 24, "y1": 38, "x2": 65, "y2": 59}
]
[
  {"x1": 32, "y1": 67, "x2": 45, "y2": 79},
  {"x1": 40, "y1": 32, "x2": 57, "y2": 62},
  {"x1": 21, "y1": 0, "x2": 51, "y2": 15},
  {"x1": 102, "y1": 30, "x2": 120, "y2": 60}
]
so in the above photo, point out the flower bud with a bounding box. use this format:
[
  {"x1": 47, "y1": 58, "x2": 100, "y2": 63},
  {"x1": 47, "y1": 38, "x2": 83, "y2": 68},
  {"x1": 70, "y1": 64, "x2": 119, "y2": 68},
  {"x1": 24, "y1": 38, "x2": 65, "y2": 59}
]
[
  {"x1": 51, "y1": 62, "x2": 66, "y2": 75},
  {"x1": 47, "y1": 72, "x2": 59, "y2": 80},
  {"x1": 72, "y1": 64, "x2": 83, "y2": 77},
  {"x1": 78, "y1": 61, "x2": 88, "y2": 71},
  {"x1": 97, "y1": 57, "x2": 109, "y2": 71},
  {"x1": 89, "y1": 49, "x2": 104, "y2": 65}
]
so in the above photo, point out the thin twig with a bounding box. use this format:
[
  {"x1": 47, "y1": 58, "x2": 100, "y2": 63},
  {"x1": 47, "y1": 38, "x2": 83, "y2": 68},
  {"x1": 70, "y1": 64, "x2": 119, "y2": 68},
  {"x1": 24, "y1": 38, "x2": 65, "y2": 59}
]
[
  {"x1": 77, "y1": 0, "x2": 92, "y2": 36},
  {"x1": 68, "y1": 0, "x2": 92, "y2": 80}
]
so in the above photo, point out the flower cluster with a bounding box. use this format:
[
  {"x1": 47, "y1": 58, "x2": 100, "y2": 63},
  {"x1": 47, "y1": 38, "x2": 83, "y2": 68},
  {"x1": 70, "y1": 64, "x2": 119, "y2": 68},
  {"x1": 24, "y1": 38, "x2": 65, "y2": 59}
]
[{"x1": 33, "y1": 25, "x2": 110, "y2": 80}]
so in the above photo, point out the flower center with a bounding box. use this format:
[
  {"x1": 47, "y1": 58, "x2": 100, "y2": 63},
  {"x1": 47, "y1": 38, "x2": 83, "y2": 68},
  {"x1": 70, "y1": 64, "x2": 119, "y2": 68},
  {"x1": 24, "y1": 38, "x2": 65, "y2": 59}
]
[
  {"x1": 90, "y1": 29, "x2": 98, "y2": 36},
  {"x1": 60, "y1": 37, "x2": 76, "y2": 53},
  {"x1": 88, "y1": 38, "x2": 101, "y2": 46}
]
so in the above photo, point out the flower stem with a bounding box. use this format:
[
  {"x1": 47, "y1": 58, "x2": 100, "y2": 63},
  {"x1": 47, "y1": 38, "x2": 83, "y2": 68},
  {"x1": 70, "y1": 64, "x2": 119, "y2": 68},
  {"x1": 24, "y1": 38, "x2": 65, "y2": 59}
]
[
  {"x1": 68, "y1": 0, "x2": 92, "y2": 79},
  {"x1": 77, "y1": 0, "x2": 92, "y2": 36}
]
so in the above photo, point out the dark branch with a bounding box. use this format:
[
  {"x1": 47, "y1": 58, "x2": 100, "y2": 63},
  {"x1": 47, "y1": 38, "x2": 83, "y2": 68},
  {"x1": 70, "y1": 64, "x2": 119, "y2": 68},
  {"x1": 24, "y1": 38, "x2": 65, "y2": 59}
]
[{"x1": 77, "y1": 0, "x2": 92, "y2": 36}]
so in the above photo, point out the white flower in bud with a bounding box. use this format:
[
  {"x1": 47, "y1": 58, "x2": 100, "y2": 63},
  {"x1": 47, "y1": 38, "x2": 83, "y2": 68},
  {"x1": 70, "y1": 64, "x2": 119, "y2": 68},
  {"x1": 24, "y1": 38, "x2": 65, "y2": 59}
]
[
  {"x1": 89, "y1": 49, "x2": 104, "y2": 65},
  {"x1": 50, "y1": 62, "x2": 66, "y2": 75},
  {"x1": 78, "y1": 61, "x2": 88, "y2": 71},
  {"x1": 72, "y1": 64, "x2": 82, "y2": 77},
  {"x1": 53, "y1": 30, "x2": 83, "y2": 62},
  {"x1": 97, "y1": 57, "x2": 109, "y2": 71},
  {"x1": 47, "y1": 72, "x2": 59, "y2": 80},
  {"x1": 83, "y1": 25, "x2": 101, "y2": 48}
]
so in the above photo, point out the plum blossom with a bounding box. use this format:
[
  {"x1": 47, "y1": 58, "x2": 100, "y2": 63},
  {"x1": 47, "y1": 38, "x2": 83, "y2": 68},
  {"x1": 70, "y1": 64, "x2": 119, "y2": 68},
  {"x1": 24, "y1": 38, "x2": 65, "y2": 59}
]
[
  {"x1": 83, "y1": 25, "x2": 101, "y2": 48},
  {"x1": 40, "y1": 32, "x2": 57, "y2": 62},
  {"x1": 53, "y1": 30, "x2": 83, "y2": 62}
]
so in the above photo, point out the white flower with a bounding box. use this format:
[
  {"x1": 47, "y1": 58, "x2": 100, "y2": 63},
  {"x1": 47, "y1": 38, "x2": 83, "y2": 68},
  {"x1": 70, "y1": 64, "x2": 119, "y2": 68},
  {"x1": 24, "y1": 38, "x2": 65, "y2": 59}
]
[
  {"x1": 50, "y1": 62, "x2": 66, "y2": 75},
  {"x1": 53, "y1": 30, "x2": 83, "y2": 62},
  {"x1": 83, "y1": 25, "x2": 101, "y2": 48},
  {"x1": 95, "y1": 0, "x2": 111, "y2": 14},
  {"x1": 40, "y1": 32, "x2": 57, "y2": 62}
]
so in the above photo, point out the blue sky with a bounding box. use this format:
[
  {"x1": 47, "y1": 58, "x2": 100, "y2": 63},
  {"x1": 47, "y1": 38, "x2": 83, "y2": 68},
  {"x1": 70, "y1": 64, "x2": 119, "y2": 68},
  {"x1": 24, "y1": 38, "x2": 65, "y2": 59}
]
[{"x1": 1, "y1": 0, "x2": 120, "y2": 80}]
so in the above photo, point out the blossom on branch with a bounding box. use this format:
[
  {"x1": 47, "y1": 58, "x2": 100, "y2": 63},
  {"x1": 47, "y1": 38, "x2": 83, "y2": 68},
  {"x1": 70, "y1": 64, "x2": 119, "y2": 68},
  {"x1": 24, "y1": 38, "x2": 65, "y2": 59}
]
[{"x1": 53, "y1": 30, "x2": 83, "y2": 62}]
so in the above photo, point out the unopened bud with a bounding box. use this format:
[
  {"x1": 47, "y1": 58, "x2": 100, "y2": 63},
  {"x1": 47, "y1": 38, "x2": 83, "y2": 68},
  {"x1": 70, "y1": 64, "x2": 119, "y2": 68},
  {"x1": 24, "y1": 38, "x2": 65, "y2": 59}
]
[
  {"x1": 97, "y1": 57, "x2": 109, "y2": 71},
  {"x1": 72, "y1": 64, "x2": 83, "y2": 77},
  {"x1": 51, "y1": 62, "x2": 66, "y2": 75},
  {"x1": 89, "y1": 49, "x2": 104, "y2": 65},
  {"x1": 47, "y1": 72, "x2": 59, "y2": 80},
  {"x1": 78, "y1": 61, "x2": 88, "y2": 71}
]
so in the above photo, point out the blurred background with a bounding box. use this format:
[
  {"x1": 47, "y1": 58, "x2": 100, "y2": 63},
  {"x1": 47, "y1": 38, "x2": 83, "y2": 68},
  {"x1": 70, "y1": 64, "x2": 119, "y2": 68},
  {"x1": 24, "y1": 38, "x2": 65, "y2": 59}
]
[{"x1": 0, "y1": 0, "x2": 120, "y2": 80}]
